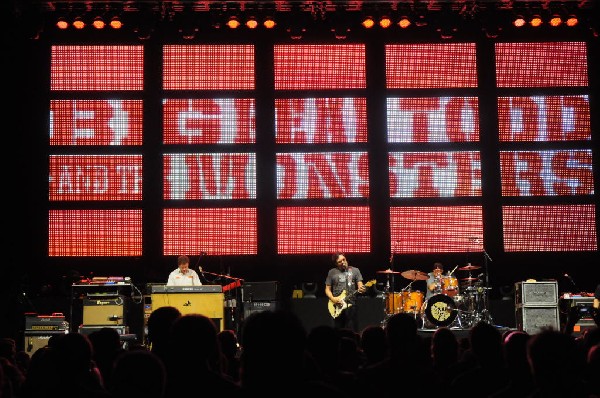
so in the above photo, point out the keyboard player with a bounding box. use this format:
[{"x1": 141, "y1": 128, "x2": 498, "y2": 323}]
[{"x1": 167, "y1": 255, "x2": 202, "y2": 286}]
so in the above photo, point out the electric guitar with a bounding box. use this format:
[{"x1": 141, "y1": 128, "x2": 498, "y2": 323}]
[{"x1": 328, "y1": 279, "x2": 376, "y2": 319}]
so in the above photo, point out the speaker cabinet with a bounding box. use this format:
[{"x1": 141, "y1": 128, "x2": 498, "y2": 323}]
[
  {"x1": 515, "y1": 281, "x2": 558, "y2": 306},
  {"x1": 516, "y1": 306, "x2": 560, "y2": 334},
  {"x1": 151, "y1": 292, "x2": 224, "y2": 331},
  {"x1": 83, "y1": 296, "x2": 125, "y2": 326},
  {"x1": 243, "y1": 281, "x2": 280, "y2": 301}
]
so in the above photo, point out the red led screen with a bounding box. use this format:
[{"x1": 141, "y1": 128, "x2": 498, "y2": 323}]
[
  {"x1": 50, "y1": 100, "x2": 144, "y2": 146},
  {"x1": 49, "y1": 155, "x2": 143, "y2": 201},
  {"x1": 163, "y1": 45, "x2": 255, "y2": 90},
  {"x1": 389, "y1": 152, "x2": 481, "y2": 198},
  {"x1": 277, "y1": 206, "x2": 371, "y2": 254},
  {"x1": 275, "y1": 98, "x2": 368, "y2": 144},
  {"x1": 274, "y1": 44, "x2": 366, "y2": 90},
  {"x1": 163, "y1": 153, "x2": 256, "y2": 200},
  {"x1": 49, "y1": 209, "x2": 143, "y2": 256},
  {"x1": 503, "y1": 205, "x2": 597, "y2": 251},
  {"x1": 163, "y1": 99, "x2": 255, "y2": 144},
  {"x1": 497, "y1": 95, "x2": 591, "y2": 142},
  {"x1": 276, "y1": 152, "x2": 369, "y2": 199},
  {"x1": 387, "y1": 97, "x2": 479, "y2": 143},
  {"x1": 386, "y1": 43, "x2": 478, "y2": 89},
  {"x1": 495, "y1": 42, "x2": 588, "y2": 88},
  {"x1": 51, "y1": 46, "x2": 144, "y2": 91},
  {"x1": 500, "y1": 150, "x2": 593, "y2": 197},
  {"x1": 390, "y1": 206, "x2": 484, "y2": 253},
  {"x1": 163, "y1": 208, "x2": 257, "y2": 255}
]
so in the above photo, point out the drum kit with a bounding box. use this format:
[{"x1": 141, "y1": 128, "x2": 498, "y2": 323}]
[{"x1": 377, "y1": 263, "x2": 490, "y2": 329}]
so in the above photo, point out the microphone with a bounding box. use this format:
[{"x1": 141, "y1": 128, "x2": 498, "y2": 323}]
[{"x1": 564, "y1": 273, "x2": 578, "y2": 291}]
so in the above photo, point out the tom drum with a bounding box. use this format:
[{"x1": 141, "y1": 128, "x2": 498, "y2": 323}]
[{"x1": 441, "y1": 276, "x2": 459, "y2": 297}]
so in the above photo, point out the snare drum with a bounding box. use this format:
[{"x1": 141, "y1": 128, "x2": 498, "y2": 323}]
[
  {"x1": 385, "y1": 292, "x2": 403, "y2": 314},
  {"x1": 401, "y1": 291, "x2": 424, "y2": 314},
  {"x1": 422, "y1": 294, "x2": 458, "y2": 328},
  {"x1": 441, "y1": 276, "x2": 459, "y2": 297}
]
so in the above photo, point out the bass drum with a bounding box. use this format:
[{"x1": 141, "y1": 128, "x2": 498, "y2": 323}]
[{"x1": 422, "y1": 294, "x2": 458, "y2": 328}]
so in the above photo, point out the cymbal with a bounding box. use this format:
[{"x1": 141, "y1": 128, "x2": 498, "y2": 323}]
[
  {"x1": 376, "y1": 269, "x2": 401, "y2": 274},
  {"x1": 458, "y1": 264, "x2": 481, "y2": 271},
  {"x1": 401, "y1": 270, "x2": 428, "y2": 281},
  {"x1": 461, "y1": 277, "x2": 479, "y2": 282}
]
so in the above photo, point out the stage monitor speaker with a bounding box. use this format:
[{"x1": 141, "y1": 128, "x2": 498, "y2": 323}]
[
  {"x1": 516, "y1": 306, "x2": 560, "y2": 334},
  {"x1": 83, "y1": 296, "x2": 125, "y2": 326},
  {"x1": 243, "y1": 281, "x2": 280, "y2": 301}
]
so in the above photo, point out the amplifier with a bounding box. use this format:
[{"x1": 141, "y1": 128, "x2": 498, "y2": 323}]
[
  {"x1": 83, "y1": 296, "x2": 125, "y2": 326},
  {"x1": 23, "y1": 330, "x2": 68, "y2": 356},
  {"x1": 78, "y1": 325, "x2": 130, "y2": 335},
  {"x1": 25, "y1": 313, "x2": 69, "y2": 332},
  {"x1": 515, "y1": 281, "x2": 558, "y2": 306},
  {"x1": 243, "y1": 301, "x2": 278, "y2": 319},
  {"x1": 243, "y1": 281, "x2": 280, "y2": 301}
]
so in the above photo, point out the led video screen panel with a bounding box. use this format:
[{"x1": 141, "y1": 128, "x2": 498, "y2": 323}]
[
  {"x1": 275, "y1": 98, "x2": 368, "y2": 144},
  {"x1": 386, "y1": 43, "x2": 478, "y2": 89},
  {"x1": 276, "y1": 152, "x2": 369, "y2": 199},
  {"x1": 495, "y1": 42, "x2": 588, "y2": 87},
  {"x1": 390, "y1": 206, "x2": 484, "y2": 253},
  {"x1": 500, "y1": 150, "x2": 593, "y2": 197},
  {"x1": 163, "y1": 208, "x2": 257, "y2": 255},
  {"x1": 502, "y1": 205, "x2": 597, "y2": 251},
  {"x1": 51, "y1": 45, "x2": 144, "y2": 91},
  {"x1": 49, "y1": 155, "x2": 143, "y2": 201},
  {"x1": 274, "y1": 44, "x2": 366, "y2": 90},
  {"x1": 498, "y1": 95, "x2": 591, "y2": 142},
  {"x1": 49, "y1": 210, "x2": 143, "y2": 256},
  {"x1": 389, "y1": 151, "x2": 481, "y2": 198},
  {"x1": 163, "y1": 45, "x2": 255, "y2": 90},
  {"x1": 163, "y1": 99, "x2": 256, "y2": 144},
  {"x1": 163, "y1": 153, "x2": 256, "y2": 200},
  {"x1": 277, "y1": 206, "x2": 371, "y2": 254},
  {"x1": 387, "y1": 97, "x2": 479, "y2": 143},
  {"x1": 50, "y1": 100, "x2": 144, "y2": 146}
]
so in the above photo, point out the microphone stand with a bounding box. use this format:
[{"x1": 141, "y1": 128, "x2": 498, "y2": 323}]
[
  {"x1": 200, "y1": 269, "x2": 244, "y2": 332},
  {"x1": 481, "y1": 247, "x2": 494, "y2": 325}
]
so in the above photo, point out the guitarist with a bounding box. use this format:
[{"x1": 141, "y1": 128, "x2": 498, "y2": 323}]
[{"x1": 325, "y1": 252, "x2": 366, "y2": 332}]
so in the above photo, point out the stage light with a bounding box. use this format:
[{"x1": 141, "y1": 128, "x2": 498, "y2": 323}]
[
  {"x1": 361, "y1": 16, "x2": 375, "y2": 29},
  {"x1": 513, "y1": 15, "x2": 526, "y2": 28},
  {"x1": 56, "y1": 17, "x2": 69, "y2": 30},
  {"x1": 226, "y1": 16, "x2": 240, "y2": 29},
  {"x1": 398, "y1": 16, "x2": 411, "y2": 29},
  {"x1": 549, "y1": 14, "x2": 562, "y2": 27},
  {"x1": 379, "y1": 16, "x2": 392, "y2": 29},
  {"x1": 566, "y1": 14, "x2": 578, "y2": 27},
  {"x1": 72, "y1": 16, "x2": 86, "y2": 30},
  {"x1": 92, "y1": 16, "x2": 106, "y2": 29},
  {"x1": 109, "y1": 16, "x2": 123, "y2": 30},
  {"x1": 530, "y1": 15, "x2": 543, "y2": 27},
  {"x1": 263, "y1": 17, "x2": 276, "y2": 29},
  {"x1": 245, "y1": 17, "x2": 258, "y2": 29}
]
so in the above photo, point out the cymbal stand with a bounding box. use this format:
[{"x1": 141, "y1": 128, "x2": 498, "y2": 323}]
[{"x1": 380, "y1": 273, "x2": 391, "y2": 327}]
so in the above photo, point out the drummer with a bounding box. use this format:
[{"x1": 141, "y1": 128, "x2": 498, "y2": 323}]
[{"x1": 425, "y1": 262, "x2": 444, "y2": 300}]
